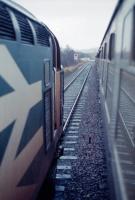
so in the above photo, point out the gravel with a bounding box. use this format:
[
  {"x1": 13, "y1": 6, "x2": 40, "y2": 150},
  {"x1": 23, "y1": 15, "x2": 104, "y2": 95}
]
[{"x1": 63, "y1": 65, "x2": 111, "y2": 200}]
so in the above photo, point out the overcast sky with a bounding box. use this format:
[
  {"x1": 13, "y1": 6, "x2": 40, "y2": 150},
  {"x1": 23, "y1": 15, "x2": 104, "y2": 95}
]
[{"x1": 13, "y1": 0, "x2": 118, "y2": 50}]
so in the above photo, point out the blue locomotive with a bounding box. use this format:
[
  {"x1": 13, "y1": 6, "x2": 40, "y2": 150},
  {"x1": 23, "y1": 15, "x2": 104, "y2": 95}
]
[{"x1": 0, "y1": 0, "x2": 63, "y2": 199}]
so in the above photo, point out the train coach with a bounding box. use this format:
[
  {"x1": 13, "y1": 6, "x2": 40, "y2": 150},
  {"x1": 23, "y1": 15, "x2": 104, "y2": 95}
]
[
  {"x1": 0, "y1": 0, "x2": 63, "y2": 199},
  {"x1": 96, "y1": 0, "x2": 135, "y2": 200}
]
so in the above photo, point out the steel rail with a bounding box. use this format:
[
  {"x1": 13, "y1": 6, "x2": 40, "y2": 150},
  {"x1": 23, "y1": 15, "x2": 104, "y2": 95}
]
[
  {"x1": 64, "y1": 63, "x2": 90, "y2": 91},
  {"x1": 63, "y1": 65, "x2": 92, "y2": 132},
  {"x1": 64, "y1": 64, "x2": 85, "y2": 86}
]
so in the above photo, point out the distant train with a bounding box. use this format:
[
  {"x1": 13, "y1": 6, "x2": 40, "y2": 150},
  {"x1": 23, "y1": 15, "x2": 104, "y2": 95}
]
[
  {"x1": 96, "y1": 0, "x2": 135, "y2": 200},
  {"x1": 0, "y1": 0, "x2": 63, "y2": 199}
]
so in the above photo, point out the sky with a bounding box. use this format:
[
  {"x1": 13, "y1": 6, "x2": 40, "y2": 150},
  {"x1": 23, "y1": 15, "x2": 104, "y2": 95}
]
[{"x1": 13, "y1": 0, "x2": 118, "y2": 50}]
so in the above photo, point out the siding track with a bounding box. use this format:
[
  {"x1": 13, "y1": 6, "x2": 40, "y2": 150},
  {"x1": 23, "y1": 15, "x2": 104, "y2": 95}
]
[{"x1": 53, "y1": 63, "x2": 92, "y2": 200}]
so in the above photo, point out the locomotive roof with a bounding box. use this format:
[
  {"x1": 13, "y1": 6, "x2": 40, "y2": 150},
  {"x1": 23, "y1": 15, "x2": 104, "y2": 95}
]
[{"x1": 0, "y1": 0, "x2": 40, "y2": 22}]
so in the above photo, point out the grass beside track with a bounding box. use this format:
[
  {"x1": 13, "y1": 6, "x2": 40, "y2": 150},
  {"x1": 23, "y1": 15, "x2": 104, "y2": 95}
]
[{"x1": 64, "y1": 62, "x2": 86, "y2": 76}]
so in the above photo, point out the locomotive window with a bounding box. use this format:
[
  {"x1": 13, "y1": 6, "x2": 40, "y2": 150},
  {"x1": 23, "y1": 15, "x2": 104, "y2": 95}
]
[
  {"x1": 108, "y1": 33, "x2": 115, "y2": 60},
  {"x1": 44, "y1": 60, "x2": 50, "y2": 87},
  {"x1": 122, "y1": 11, "x2": 133, "y2": 60},
  {"x1": 44, "y1": 90, "x2": 52, "y2": 150}
]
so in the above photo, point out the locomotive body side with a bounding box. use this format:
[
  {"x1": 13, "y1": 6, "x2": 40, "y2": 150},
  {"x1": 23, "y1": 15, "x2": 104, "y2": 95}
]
[{"x1": 0, "y1": 0, "x2": 63, "y2": 199}]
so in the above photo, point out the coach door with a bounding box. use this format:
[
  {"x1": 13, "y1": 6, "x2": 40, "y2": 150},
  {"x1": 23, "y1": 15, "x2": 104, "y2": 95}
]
[{"x1": 43, "y1": 59, "x2": 53, "y2": 150}]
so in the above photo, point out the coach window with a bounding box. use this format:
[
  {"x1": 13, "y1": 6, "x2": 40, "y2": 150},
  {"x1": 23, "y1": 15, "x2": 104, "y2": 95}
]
[
  {"x1": 133, "y1": 7, "x2": 135, "y2": 60},
  {"x1": 97, "y1": 51, "x2": 100, "y2": 58},
  {"x1": 101, "y1": 47, "x2": 103, "y2": 59},
  {"x1": 108, "y1": 33, "x2": 115, "y2": 60},
  {"x1": 100, "y1": 48, "x2": 102, "y2": 59},
  {"x1": 104, "y1": 43, "x2": 107, "y2": 59},
  {"x1": 98, "y1": 52, "x2": 100, "y2": 58},
  {"x1": 121, "y1": 11, "x2": 133, "y2": 60}
]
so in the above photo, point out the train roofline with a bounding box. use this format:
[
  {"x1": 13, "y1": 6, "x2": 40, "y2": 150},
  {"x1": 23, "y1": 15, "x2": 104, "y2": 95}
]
[
  {"x1": 99, "y1": 0, "x2": 124, "y2": 51},
  {"x1": 0, "y1": 0, "x2": 41, "y2": 23},
  {"x1": 0, "y1": 0, "x2": 60, "y2": 69}
]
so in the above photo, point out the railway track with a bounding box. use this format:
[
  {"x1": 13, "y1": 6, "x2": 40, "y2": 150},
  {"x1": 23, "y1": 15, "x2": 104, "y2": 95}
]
[
  {"x1": 53, "y1": 63, "x2": 92, "y2": 200},
  {"x1": 64, "y1": 62, "x2": 89, "y2": 88},
  {"x1": 64, "y1": 63, "x2": 90, "y2": 123}
]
